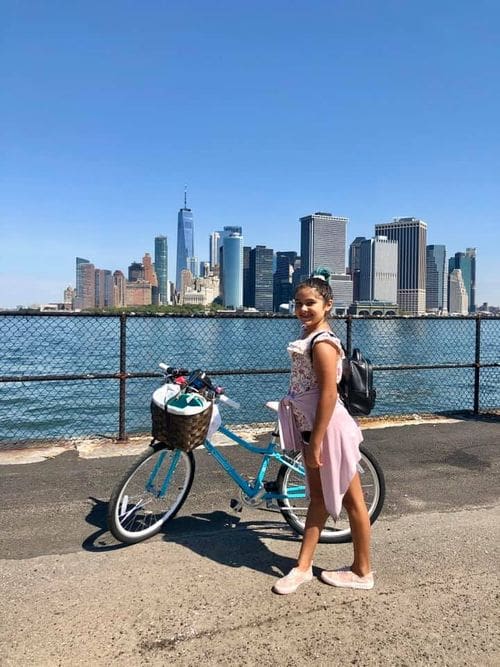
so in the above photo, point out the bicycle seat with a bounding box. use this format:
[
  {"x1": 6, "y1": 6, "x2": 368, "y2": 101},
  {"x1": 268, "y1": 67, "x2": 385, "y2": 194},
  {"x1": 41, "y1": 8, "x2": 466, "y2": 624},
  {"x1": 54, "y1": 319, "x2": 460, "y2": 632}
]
[{"x1": 265, "y1": 401, "x2": 279, "y2": 412}]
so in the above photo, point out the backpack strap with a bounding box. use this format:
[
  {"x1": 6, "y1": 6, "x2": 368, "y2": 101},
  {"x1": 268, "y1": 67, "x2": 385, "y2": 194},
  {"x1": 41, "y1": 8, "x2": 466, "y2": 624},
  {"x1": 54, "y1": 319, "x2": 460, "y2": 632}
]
[{"x1": 309, "y1": 331, "x2": 345, "y2": 360}]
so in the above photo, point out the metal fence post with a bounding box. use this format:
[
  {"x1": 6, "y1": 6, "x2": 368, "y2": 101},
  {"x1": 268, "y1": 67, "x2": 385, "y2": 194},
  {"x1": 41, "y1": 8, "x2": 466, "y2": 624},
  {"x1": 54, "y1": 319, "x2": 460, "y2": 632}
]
[
  {"x1": 473, "y1": 314, "x2": 481, "y2": 416},
  {"x1": 346, "y1": 315, "x2": 353, "y2": 355},
  {"x1": 118, "y1": 312, "x2": 128, "y2": 441}
]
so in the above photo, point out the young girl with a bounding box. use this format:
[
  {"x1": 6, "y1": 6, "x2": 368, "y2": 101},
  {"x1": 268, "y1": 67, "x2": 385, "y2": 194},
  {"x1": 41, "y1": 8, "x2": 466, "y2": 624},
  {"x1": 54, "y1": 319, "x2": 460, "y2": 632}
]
[{"x1": 273, "y1": 268, "x2": 373, "y2": 594}]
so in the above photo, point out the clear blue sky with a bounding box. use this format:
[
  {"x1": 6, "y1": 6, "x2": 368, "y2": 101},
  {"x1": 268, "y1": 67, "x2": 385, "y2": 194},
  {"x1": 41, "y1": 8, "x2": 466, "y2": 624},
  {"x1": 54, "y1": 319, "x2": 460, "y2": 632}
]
[{"x1": 1, "y1": 0, "x2": 499, "y2": 307}]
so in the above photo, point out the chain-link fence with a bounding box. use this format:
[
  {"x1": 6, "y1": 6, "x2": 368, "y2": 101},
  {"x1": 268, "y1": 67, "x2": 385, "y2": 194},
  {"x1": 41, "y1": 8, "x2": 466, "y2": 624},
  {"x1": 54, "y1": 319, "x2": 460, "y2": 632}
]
[{"x1": 0, "y1": 312, "x2": 499, "y2": 446}]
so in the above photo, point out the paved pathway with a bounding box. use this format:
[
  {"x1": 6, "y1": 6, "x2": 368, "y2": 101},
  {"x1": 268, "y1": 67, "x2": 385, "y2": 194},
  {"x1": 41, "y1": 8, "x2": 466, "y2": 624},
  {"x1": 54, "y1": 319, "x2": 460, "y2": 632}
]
[{"x1": 1, "y1": 418, "x2": 499, "y2": 665}]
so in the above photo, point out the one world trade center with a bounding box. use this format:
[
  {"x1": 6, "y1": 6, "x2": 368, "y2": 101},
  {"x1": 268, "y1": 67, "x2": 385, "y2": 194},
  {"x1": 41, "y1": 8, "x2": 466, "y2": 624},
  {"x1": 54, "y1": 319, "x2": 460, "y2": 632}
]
[{"x1": 175, "y1": 190, "x2": 194, "y2": 291}]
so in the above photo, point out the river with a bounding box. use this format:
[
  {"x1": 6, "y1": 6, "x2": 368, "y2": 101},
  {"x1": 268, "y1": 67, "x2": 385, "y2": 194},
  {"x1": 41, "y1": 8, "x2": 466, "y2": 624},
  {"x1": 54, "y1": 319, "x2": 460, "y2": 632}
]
[{"x1": 0, "y1": 314, "x2": 498, "y2": 444}]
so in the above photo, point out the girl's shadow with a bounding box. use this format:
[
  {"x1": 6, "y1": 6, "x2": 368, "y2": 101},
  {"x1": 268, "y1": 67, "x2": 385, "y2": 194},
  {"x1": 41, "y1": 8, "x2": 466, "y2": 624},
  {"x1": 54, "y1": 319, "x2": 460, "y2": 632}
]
[
  {"x1": 82, "y1": 497, "x2": 298, "y2": 575},
  {"x1": 161, "y1": 510, "x2": 299, "y2": 576}
]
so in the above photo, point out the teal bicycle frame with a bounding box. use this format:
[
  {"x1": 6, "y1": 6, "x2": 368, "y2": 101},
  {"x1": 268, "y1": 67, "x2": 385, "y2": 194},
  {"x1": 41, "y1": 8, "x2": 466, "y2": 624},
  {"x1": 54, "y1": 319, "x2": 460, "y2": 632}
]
[{"x1": 202, "y1": 424, "x2": 306, "y2": 502}]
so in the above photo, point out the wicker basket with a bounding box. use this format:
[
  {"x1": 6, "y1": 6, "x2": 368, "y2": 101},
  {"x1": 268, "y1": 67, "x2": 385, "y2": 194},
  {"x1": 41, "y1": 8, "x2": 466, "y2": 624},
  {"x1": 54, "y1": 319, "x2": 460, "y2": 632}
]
[{"x1": 150, "y1": 400, "x2": 212, "y2": 452}]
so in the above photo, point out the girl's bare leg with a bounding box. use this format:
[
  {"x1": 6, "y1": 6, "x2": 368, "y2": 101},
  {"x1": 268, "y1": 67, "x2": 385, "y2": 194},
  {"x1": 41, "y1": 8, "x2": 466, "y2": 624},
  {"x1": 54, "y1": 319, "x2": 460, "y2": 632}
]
[
  {"x1": 342, "y1": 472, "x2": 371, "y2": 576},
  {"x1": 296, "y1": 466, "x2": 329, "y2": 571}
]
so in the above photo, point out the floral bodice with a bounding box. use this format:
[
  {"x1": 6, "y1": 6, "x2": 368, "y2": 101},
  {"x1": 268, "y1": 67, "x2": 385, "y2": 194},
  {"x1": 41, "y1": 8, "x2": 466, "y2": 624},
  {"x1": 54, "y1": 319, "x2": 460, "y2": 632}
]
[{"x1": 288, "y1": 329, "x2": 344, "y2": 430}]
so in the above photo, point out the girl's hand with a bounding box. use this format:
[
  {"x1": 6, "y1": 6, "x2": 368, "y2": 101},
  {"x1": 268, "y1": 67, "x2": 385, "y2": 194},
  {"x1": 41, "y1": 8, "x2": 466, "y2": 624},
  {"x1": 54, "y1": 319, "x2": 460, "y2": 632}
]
[{"x1": 304, "y1": 445, "x2": 322, "y2": 469}]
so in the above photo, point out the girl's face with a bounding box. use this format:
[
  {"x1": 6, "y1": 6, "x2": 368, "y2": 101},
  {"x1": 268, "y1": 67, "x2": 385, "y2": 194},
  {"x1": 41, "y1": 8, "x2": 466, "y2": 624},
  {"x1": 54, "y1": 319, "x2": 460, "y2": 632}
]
[{"x1": 294, "y1": 286, "x2": 332, "y2": 331}]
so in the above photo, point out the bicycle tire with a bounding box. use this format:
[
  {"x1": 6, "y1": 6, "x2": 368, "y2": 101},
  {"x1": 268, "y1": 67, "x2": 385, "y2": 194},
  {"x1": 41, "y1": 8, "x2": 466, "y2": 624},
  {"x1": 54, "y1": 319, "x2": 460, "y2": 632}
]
[
  {"x1": 276, "y1": 445, "x2": 385, "y2": 544},
  {"x1": 107, "y1": 443, "x2": 195, "y2": 545}
]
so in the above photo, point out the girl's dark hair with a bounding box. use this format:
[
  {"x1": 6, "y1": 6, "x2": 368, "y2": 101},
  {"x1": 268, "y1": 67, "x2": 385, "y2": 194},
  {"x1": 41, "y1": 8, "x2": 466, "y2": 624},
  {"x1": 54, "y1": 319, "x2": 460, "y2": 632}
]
[{"x1": 295, "y1": 266, "x2": 333, "y2": 303}]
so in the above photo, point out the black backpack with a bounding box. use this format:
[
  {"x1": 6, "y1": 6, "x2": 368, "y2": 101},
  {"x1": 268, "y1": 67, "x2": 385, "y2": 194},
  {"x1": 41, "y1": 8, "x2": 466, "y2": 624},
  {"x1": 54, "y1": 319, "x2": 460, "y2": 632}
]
[{"x1": 310, "y1": 332, "x2": 376, "y2": 417}]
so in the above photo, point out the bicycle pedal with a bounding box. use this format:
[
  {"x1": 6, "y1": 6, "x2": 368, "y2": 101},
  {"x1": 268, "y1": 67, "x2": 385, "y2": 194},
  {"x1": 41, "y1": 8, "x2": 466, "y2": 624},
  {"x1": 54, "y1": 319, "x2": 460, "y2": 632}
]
[
  {"x1": 264, "y1": 481, "x2": 278, "y2": 492},
  {"x1": 230, "y1": 498, "x2": 243, "y2": 513},
  {"x1": 266, "y1": 500, "x2": 280, "y2": 510}
]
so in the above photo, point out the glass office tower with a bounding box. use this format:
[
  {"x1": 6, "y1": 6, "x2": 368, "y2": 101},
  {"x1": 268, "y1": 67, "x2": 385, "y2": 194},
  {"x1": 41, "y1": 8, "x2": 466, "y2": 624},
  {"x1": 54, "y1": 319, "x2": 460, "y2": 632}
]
[
  {"x1": 426, "y1": 245, "x2": 447, "y2": 313},
  {"x1": 375, "y1": 217, "x2": 427, "y2": 315},
  {"x1": 176, "y1": 205, "x2": 194, "y2": 291},
  {"x1": 223, "y1": 233, "x2": 243, "y2": 309},
  {"x1": 448, "y1": 249, "x2": 476, "y2": 312},
  {"x1": 155, "y1": 236, "x2": 169, "y2": 305}
]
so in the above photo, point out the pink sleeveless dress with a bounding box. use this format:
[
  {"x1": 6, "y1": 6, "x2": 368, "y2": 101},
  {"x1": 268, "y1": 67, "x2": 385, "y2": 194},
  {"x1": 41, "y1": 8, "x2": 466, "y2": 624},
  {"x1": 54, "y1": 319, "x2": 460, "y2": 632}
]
[{"x1": 278, "y1": 330, "x2": 363, "y2": 520}]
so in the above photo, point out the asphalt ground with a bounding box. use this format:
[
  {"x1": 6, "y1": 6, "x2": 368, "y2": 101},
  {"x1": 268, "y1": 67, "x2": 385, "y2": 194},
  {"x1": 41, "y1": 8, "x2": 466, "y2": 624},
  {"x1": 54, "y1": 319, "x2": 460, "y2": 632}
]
[{"x1": 0, "y1": 416, "x2": 499, "y2": 666}]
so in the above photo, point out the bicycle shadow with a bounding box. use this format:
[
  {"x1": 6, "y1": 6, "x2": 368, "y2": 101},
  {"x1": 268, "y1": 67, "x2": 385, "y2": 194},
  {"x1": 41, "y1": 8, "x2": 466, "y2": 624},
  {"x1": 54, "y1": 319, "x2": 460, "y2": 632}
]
[
  {"x1": 82, "y1": 496, "x2": 129, "y2": 552},
  {"x1": 82, "y1": 497, "x2": 300, "y2": 576},
  {"x1": 159, "y1": 510, "x2": 299, "y2": 577}
]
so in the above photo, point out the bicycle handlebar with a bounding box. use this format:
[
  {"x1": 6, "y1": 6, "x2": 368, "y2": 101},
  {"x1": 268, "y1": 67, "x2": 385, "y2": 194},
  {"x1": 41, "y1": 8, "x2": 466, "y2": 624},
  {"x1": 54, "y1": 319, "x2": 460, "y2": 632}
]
[{"x1": 158, "y1": 363, "x2": 240, "y2": 409}]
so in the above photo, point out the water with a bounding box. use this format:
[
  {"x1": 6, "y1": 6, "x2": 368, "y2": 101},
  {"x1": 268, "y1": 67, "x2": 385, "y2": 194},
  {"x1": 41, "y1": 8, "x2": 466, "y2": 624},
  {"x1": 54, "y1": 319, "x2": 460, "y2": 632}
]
[{"x1": 0, "y1": 315, "x2": 498, "y2": 445}]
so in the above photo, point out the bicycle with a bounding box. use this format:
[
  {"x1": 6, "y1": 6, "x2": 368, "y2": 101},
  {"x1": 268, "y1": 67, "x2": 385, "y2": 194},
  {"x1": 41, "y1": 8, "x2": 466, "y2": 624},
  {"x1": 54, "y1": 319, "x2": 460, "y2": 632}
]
[{"x1": 107, "y1": 365, "x2": 385, "y2": 545}]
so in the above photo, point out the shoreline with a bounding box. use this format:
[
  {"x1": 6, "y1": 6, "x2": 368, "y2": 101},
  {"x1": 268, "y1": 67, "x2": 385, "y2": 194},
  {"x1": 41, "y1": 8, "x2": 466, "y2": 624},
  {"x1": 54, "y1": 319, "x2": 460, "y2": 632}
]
[{"x1": 2, "y1": 410, "x2": 498, "y2": 465}]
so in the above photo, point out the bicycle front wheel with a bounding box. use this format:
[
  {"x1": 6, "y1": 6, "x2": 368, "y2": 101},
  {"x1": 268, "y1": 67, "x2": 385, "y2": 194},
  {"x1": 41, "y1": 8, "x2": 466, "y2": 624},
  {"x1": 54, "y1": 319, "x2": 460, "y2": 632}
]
[
  {"x1": 107, "y1": 444, "x2": 195, "y2": 544},
  {"x1": 276, "y1": 445, "x2": 385, "y2": 544}
]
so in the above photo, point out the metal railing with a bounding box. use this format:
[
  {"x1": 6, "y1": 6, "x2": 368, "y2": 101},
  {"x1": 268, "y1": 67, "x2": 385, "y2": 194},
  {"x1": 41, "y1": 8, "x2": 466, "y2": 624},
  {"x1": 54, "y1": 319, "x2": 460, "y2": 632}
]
[{"x1": 0, "y1": 312, "x2": 499, "y2": 445}]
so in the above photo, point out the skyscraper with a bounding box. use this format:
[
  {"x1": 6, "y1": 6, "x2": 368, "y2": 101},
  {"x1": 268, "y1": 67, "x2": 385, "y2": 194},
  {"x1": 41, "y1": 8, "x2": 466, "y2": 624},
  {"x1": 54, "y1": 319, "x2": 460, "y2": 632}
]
[
  {"x1": 249, "y1": 245, "x2": 274, "y2": 311},
  {"x1": 449, "y1": 249, "x2": 476, "y2": 313},
  {"x1": 176, "y1": 191, "x2": 194, "y2": 291},
  {"x1": 359, "y1": 236, "x2": 398, "y2": 302},
  {"x1": 75, "y1": 257, "x2": 90, "y2": 309},
  {"x1": 449, "y1": 269, "x2": 468, "y2": 314},
  {"x1": 273, "y1": 251, "x2": 298, "y2": 312},
  {"x1": 374, "y1": 217, "x2": 427, "y2": 315},
  {"x1": 142, "y1": 253, "x2": 157, "y2": 287},
  {"x1": 243, "y1": 246, "x2": 251, "y2": 307},
  {"x1": 426, "y1": 245, "x2": 447, "y2": 313},
  {"x1": 300, "y1": 212, "x2": 348, "y2": 277},
  {"x1": 154, "y1": 236, "x2": 169, "y2": 305},
  {"x1": 95, "y1": 269, "x2": 113, "y2": 308},
  {"x1": 128, "y1": 262, "x2": 144, "y2": 282},
  {"x1": 113, "y1": 270, "x2": 126, "y2": 307},
  {"x1": 348, "y1": 237, "x2": 367, "y2": 302},
  {"x1": 75, "y1": 257, "x2": 95, "y2": 310},
  {"x1": 209, "y1": 231, "x2": 220, "y2": 269},
  {"x1": 223, "y1": 233, "x2": 243, "y2": 309}
]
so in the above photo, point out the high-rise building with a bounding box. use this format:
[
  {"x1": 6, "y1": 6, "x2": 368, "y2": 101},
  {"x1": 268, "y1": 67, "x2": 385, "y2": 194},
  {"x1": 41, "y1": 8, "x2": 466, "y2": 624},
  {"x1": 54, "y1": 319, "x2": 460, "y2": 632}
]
[
  {"x1": 426, "y1": 245, "x2": 447, "y2": 313},
  {"x1": 75, "y1": 257, "x2": 90, "y2": 310},
  {"x1": 249, "y1": 245, "x2": 274, "y2": 312},
  {"x1": 209, "y1": 232, "x2": 220, "y2": 269},
  {"x1": 113, "y1": 271, "x2": 126, "y2": 307},
  {"x1": 330, "y1": 274, "x2": 353, "y2": 314},
  {"x1": 348, "y1": 237, "x2": 367, "y2": 302},
  {"x1": 176, "y1": 192, "x2": 194, "y2": 290},
  {"x1": 74, "y1": 258, "x2": 96, "y2": 310},
  {"x1": 223, "y1": 233, "x2": 243, "y2": 309},
  {"x1": 449, "y1": 249, "x2": 476, "y2": 313},
  {"x1": 300, "y1": 212, "x2": 348, "y2": 277},
  {"x1": 449, "y1": 269, "x2": 468, "y2": 314},
  {"x1": 243, "y1": 246, "x2": 252, "y2": 307},
  {"x1": 154, "y1": 236, "x2": 169, "y2": 305},
  {"x1": 359, "y1": 236, "x2": 398, "y2": 303},
  {"x1": 143, "y1": 253, "x2": 158, "y2": 287},
  {"x1": 188, "y1": 256, "x2": 198, "y2": 278},
  {"x1": 95, "y1": 269, "x2": 113, "y2": 308},
  {"x1": 273, "y1": 251, "x2": 298, "y2": 312},
  {"x1": 374, "y1": 217, "x2": 427, "y2": 315},
  {"x1": 128, "y1": 262, "x2": 144, "y2": 282}
]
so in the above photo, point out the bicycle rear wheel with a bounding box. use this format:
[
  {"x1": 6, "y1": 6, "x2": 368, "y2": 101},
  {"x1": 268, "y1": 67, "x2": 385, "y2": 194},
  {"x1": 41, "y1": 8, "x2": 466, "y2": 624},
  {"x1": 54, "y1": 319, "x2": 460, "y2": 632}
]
[
  {"x1": 276, "y1": 445, "x2": 385, "y2": 544},
  {"x1": 107, "y1": 443, "x2": 195, "y2": 544}
]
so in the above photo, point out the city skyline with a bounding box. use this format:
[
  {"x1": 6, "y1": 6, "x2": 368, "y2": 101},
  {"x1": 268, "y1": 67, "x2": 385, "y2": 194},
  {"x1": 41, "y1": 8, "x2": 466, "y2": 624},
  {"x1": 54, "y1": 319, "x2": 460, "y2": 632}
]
[
  {"x1": 2, "y1": 2, "x2": 499, "y2": 308},
  {"x1": 51, "y1": 208, "x2": 485, "y2": 315}
]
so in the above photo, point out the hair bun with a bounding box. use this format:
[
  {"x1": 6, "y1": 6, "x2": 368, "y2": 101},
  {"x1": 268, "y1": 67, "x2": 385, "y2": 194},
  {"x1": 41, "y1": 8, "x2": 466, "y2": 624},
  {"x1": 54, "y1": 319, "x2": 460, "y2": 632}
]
[{"x1": 311, "y1": 266, "x2": 331, "y2": 282}]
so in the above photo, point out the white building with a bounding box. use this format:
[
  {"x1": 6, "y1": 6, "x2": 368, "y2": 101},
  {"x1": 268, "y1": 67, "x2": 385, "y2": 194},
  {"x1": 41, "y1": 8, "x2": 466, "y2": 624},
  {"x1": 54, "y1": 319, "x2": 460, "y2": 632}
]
[
  {"x1": 359, "y1": 236, "x2": 398, "y2": 303},
  {"x1": 449, "y1": 269, "x2": 469, "y2": 314}
]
